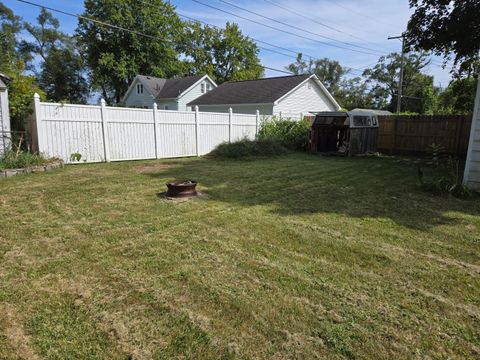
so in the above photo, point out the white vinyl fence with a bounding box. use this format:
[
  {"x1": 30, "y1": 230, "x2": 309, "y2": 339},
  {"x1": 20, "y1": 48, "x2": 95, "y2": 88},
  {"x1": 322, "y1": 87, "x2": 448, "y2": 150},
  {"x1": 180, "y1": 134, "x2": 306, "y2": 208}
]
[{"x1": 33, "y1": 94, "x2": 260, "y2": 163}]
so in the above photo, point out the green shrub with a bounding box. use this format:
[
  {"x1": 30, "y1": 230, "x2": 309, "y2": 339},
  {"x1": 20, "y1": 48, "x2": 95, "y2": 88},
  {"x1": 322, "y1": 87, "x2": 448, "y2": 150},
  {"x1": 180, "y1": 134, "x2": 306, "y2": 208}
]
[
  {"x1": 257, "y1": 116, "x2": 310, "y2": 150},
  {"x1": 416, "y1": 143, "x2": 472, "y2": 199},
  {"x1": 209, "y1": 138, "x2": 288, "y2": 159},
  {"x1": 0, "y1": 151, "x2": 49, "y2": 169}
]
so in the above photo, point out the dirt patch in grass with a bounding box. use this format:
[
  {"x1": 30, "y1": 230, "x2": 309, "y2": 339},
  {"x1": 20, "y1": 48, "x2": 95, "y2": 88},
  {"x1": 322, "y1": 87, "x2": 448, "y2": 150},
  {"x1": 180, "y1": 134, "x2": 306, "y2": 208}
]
[
  {"x1": 132, "y1": 163, "x2": 176, "y2": 173},
  {"x1": 0, "y1": 303, "x2": 41, "y2": 360}
]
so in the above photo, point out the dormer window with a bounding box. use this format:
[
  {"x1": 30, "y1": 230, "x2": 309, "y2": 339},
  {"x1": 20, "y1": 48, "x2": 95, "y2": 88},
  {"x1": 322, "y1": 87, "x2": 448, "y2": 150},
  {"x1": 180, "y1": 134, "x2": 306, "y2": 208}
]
[
  {"x1": 137, "y1": 84, "x2": 143, "y2": 94},
  {"x1": 201, "y1": 83, "x2": 206, "y2": 93},
  {"x1": 206, "y1": 83, "x2": 211, "y2": 92}
]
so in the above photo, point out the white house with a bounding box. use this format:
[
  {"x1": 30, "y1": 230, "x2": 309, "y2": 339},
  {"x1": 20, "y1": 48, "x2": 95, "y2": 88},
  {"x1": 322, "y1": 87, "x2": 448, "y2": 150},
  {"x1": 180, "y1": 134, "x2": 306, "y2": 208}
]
[
  {"x1": 188, "y1": 74, "x2": 341, "y2": 117},
  {"x1": 122, "y1": 74, "x2": 217, "y2": 111},
  {"x1": 0, "y1": 73, "x2": 11, "y2": 156},
  {"x1": 464, "y1": 79, "x2": 480, "y2": 190}
]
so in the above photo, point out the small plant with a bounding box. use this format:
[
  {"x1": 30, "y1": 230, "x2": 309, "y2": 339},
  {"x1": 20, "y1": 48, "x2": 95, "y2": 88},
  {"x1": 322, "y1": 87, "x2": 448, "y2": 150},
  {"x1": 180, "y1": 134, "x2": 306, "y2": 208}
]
[
  {"x1": 70, "y1": 152, "x2": 82, "y2": 162},
  {"x1": 0, "y1": 150, "x2": 49, "y2": 170},
  {"x1": 417, "y1": 143, "x2": 472, "y2": 198},
  {"x1": 257, "y1": 116, "x2": 310, "y2": 151},
  {"x1": 209, "y1": 138, "x2": 288, "y2": 159}
]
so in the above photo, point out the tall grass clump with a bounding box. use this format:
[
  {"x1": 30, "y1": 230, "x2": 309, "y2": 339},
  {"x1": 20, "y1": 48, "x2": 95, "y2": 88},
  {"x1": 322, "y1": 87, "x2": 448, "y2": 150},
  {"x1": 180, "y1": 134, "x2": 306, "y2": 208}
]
[
  {"x1": 0, "y1": 150, "x2": 49, "y2": 169},
  {"x1": 209, "y1": 138, "x2": 288, "y2": 159},
  {"x1": 257, "y1": 116, "x2": 310, "y2": 150}
]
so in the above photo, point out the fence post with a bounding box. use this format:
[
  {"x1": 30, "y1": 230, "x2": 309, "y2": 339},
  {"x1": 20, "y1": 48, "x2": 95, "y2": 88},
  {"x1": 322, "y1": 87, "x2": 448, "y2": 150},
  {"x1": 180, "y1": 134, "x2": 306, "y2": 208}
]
[
  {"x1": 256, "y1": 110, "x2": 260, "y2": 135},
  {"x1": 153, "y1": 103, "x2": 159, "y2": 159},
  {"x1": 195, "y1": 105, "x2": 200, "y2": 156},
  {"x1": 100, "y1": 99, "x2": 110, "y2": 162},
  {"x1": 33, "y1": 93, "x2": 43, "y2": 154},
  {"x1": 229, "y1": 107, "x2": 233, "y2": 143}
]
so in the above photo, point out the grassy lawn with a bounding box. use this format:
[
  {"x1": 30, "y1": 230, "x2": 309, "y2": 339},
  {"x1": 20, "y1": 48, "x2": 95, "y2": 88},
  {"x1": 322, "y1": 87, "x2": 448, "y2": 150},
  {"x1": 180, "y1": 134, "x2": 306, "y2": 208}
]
[{"x1": 0, "y1": 153, "x2": 479, "y2": 359}]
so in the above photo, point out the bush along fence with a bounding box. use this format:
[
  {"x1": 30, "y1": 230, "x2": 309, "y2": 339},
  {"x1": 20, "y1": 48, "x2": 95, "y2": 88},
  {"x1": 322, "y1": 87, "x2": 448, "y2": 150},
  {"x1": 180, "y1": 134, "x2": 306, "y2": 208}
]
[
  {"x1": 31, "y1": 94, "x2": 261, "y2": 163},
  {"x1": 377, "y1": 115, "x2": 472, "y2": 156}
]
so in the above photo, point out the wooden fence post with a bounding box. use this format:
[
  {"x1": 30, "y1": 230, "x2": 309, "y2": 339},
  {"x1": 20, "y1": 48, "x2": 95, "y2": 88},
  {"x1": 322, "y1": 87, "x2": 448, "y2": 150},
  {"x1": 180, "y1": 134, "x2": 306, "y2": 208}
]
[
  {"x1": 195, "y1": 105, "x2": 200, "y2": 156},
  {"x1": 229, "y1": 107, "x2": 233, "y2": 143},
  {"x1": 100, "y1": 99, "x2": 110, "y2": 162},
  {"x1": 33, "y1": 93, "x2": 43, "y2": 154},
  {"x1": 256, "y1": 110, "x2": 260, "y2": 135},
  {"x1": 153, "y1": 103, "x2": 159, "y2": 159}
]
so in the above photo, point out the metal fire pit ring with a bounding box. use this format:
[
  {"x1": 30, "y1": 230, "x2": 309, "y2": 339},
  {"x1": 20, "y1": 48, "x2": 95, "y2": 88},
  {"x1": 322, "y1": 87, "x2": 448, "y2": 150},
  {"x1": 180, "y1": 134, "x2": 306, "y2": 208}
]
[{"x1": 165, "y1": 180, "x2": 198, "y2": 198}]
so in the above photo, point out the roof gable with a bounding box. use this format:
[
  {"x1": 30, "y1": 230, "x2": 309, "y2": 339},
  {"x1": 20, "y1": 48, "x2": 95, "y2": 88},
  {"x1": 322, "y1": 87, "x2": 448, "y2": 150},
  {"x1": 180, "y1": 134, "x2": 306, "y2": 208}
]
[
  {"x1": 123, "y1": 75, "x2": 215, "y2": 102},
  {"x1": 188, "y1": 75, "x2": 311, "y2": 106}
]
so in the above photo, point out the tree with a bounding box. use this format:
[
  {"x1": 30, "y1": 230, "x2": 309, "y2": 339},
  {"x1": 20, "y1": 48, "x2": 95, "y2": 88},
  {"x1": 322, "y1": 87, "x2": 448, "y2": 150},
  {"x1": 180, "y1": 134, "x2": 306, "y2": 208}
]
[
  {"x1": 0, "y1": 2, "x2": 22, "y2": 74},
  {"x1": 437, "y1": 77, "x2": 477, "y2": 114},
  {"x1": 76, "y1": 0, "x2": 185, "y2": 104},
  {"x1": 181, "y1": 22, "x2": 263, "y2": 84},
  {"x1": 39, "y1": 46, "x2": 89, "y2": 103},
  {"x1": 20, "y1": 8, "x2": 88, "y2": 103},
  {"x1": 362, "y1": 52, "x2": 434, "y2": 113},
  {"x1": 406, "y1": 0, "x2": 480, "y2": 75}
]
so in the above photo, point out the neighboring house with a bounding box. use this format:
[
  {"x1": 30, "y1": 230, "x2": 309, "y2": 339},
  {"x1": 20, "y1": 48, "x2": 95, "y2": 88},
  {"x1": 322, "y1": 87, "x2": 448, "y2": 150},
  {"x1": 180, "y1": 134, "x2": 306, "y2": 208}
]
[
  {"x1": 0, "y1": 73, "x2": 11, "y2": 156},
  {"x1": 464, "y1": 79, "x2": 480, "y2": 190},
  {"x1": 122, "y1": 74, "x2": 217, "y2": 111},
  {"x1": 188, "y1": 74, "x2": 341, "y2": 116}
]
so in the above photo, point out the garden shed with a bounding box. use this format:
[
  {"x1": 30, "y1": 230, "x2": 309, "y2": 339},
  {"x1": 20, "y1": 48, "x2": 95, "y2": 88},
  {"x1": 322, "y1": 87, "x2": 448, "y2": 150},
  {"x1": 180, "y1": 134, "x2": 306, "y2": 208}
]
[
  {"x1": 0, "y1": 73, "x2": 11, "y2": 156},
  {"x1": 309, "y1": 111, "x2": 379, "y2": 156}
]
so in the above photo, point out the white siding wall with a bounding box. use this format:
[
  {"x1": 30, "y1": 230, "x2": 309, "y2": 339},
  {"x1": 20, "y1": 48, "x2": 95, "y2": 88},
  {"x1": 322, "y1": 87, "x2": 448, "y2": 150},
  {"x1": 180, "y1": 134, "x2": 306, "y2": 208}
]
[
  {"x1": 273, "y1": 78, "x2": 337, "y2": 117},
  {"x1": 157, "y1": 99, "x2": 178, "y2": 111},
  {"x1": 178, "y1": 78, "x2": 216, "y2": 111},
  {"x1": 0, "y1": 89, "x2": 11, "y2": 155},
  {"x1": 198, "y1": 104, "x2": 273, "y2": 115},
  {"x1": 464, "y1": 80, "x2": 480, "y2": 189},
  {"x1": 123, "y1": 78, "x2": 156, "y2": 108}
]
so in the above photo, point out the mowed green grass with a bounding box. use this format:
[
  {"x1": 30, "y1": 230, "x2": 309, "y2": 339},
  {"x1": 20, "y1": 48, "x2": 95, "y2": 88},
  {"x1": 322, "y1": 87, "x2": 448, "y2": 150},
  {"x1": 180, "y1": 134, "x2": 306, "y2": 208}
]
[{"x1": 0, "y1": 153, "x2": 479, "y2": 359}]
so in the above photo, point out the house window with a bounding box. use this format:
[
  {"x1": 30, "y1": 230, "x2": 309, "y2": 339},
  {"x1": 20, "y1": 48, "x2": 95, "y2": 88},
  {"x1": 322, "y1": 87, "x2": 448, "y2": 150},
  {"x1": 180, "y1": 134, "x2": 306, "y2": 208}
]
[
  {"x1": 201, "y1": 83, "x2": 206, "y2": 93},
  {"x1": 137, "y1": 84, "x2": 143, "y2": 94},
  {"x1": 206, "y1": 83, "x2": 211, "y2": 92}
]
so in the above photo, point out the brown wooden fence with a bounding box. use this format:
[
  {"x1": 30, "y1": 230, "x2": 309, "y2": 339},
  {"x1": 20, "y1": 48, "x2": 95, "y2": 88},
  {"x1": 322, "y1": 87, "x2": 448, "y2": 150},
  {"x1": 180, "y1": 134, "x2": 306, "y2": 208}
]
[{"x1": 377, "y1": 115, "x2": 472, "y2": 156}]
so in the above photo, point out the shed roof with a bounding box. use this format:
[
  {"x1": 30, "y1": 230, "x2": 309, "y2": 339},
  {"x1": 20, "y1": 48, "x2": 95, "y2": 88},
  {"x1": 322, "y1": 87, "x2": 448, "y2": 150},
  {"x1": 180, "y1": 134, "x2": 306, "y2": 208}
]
[
  {"x1": 137, "y1": 75, "x2": 205, "y2": 99},
  {"x1": 188, "y1": 74, "x2": 311, "y2": 106}
]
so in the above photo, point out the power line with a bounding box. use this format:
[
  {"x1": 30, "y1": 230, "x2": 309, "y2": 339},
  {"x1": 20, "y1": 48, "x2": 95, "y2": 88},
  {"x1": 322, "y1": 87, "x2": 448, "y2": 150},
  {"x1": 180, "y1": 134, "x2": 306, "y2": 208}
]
[
  {"x1": 261, "y1": 0, "x2": 376, "y2": 45},
  {"x1": 191, "y1": 0, "x2": 384, "y2": 57},
  {"x1": 216, "y1": 0, "x2": 386, "y2": 55},
  {"x1": 14, "y1": 0, "x2": 294, "y2": 76}
]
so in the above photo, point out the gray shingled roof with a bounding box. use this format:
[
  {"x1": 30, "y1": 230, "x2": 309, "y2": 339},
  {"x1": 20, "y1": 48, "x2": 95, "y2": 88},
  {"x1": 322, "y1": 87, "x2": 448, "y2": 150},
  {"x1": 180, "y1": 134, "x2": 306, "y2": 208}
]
[
  {"x1": 137, "y1": 75, "x2": 204, "y2": 99},
  {"x1": 188, "y1": 75, "x2": 310, "y2": 106}
]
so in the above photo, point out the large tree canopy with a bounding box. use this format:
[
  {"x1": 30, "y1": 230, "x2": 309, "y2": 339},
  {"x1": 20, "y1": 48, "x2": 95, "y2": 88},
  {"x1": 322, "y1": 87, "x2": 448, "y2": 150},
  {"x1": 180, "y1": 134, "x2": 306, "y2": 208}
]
[
  {"x1": 76, "y1": 0, "x2": 185, "y2": 104},
  {"x1": 20, "y1": 9, "x2": 88, "y2": 103},
  {"x1": 406, "y1": 0, "x2": 480, "y2": 74},
  {"x1": 181, "y1": 22, "x2": 263, "y2": 84},
  {"x1": 363, "y1": 52, "x2": 436, "y2": 113}
]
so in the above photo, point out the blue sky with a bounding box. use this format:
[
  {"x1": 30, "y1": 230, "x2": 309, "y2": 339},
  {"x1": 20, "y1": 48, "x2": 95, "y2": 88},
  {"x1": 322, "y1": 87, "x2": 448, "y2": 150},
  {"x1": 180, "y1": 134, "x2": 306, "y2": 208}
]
[{"x1": 5, "y1": 0, "x2": 453, "y2": 87}]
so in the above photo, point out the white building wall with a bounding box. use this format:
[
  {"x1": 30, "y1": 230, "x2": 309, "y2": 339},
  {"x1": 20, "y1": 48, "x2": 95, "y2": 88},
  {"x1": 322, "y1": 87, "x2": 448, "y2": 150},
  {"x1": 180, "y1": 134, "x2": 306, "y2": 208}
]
[
  {"x1": 464, "y1": 80, "x2": 480, "y2": 189},
  {"x1": 273, "y1": 78, "x2": 337, "y2": 118},
  {"x1": 0, "y1": 89, "x2": 11, "y2": 155},
  {"x1": 178, "y1": 78, "x2": 216, "y2": 111},
  {"x1": 156, "y1": 99, "x2": 178, "y2": 111},
  {"x1": 197, "y1": 104, "x2": 273, "y2": 115},
  {"x1": 123, "y1": 78, "x2": 156, "y2": 108}
]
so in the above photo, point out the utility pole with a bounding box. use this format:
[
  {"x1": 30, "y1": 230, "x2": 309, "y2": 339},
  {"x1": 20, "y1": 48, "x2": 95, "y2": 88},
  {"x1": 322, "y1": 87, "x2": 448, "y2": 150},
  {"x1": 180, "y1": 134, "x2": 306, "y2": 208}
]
[{"x1": 388, "y1": 34, "x2": 406, "y2": 113}]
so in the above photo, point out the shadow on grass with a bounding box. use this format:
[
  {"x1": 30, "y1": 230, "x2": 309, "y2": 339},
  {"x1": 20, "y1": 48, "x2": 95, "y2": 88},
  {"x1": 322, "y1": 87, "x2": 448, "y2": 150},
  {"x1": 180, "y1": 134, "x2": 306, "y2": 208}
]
[{"x1": 144, "y1": 153, "x2": 480, "y2": 230}]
